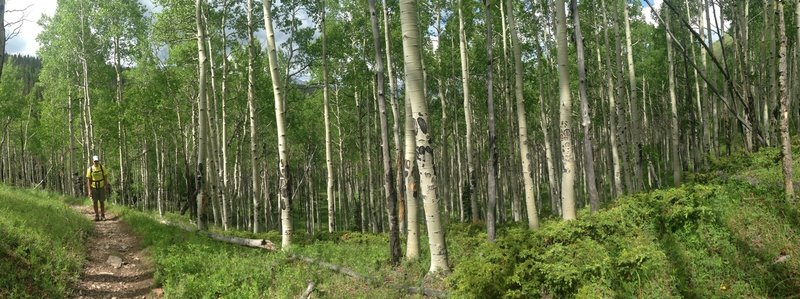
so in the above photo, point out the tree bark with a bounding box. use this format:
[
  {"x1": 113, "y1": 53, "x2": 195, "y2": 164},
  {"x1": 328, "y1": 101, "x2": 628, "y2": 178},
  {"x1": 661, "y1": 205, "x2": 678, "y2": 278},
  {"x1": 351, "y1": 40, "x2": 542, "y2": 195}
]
[
  {"x1": 382, "y1": 0, "x2": 405, "y2": 236},
  {"x1": 195, "y1": 0, "x2": 210, "y2": 230},
  {"x1": 404, "y1": 93, "x2": 419, "y2": 260},
  {"x1": 246, "y1": 0, "x2": 260, "y2": 234},
  {"x1": 600, "y1": 0, "x2": 623, "y2": 198},
  {"x1": 399, "y1": 0, "x2": 450, "y2": 274},
  {"x1": 484, "y1": 0, "x2": 498, "y2": 242},
  {"x1": 369, "y1": 0, "x2": 401, "y2": 264},
  {"x1": 321, "y1": 1, "x2": 335, "y2": 233},
  {"x1": 262, "y1": 0, "x2": 292, "y2": 250},
  {"x1": 0, "y1": 0, "x2": 4, "y2": 79},
  {"x1": 555, "y1": 0, "x2": 576, "y2": 220},
  {"x1": 666, "y1": 11, "x2": 681, "y2": 186},
  {"x1": 458, "y1": 0, "x2": 478, "y2": 223},
  {"x1": 622, "y1": 0, "x2": 643, "y2": 191},
  {"x1": 505, "y1": 0, "x2": 538, "y2": 229},
  {"x1": 777, "y1": 0, "x2": 794, "y2": 200},
  {"x1": 570, "y1": 0, "x2": 599, "y2": 212}
]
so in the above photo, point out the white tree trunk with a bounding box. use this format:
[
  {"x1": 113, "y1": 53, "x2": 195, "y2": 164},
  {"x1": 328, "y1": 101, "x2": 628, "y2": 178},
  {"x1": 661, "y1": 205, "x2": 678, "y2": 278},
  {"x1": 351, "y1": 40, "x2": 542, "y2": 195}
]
[
  {"x1": 246, "y1": 0, "x2": 260, "y2": 233},
  {"x1": 570, "y1": 0, "x2": 599, "y2": 211},
  {"x1": 321, "y1": 1, "x2": 335, "y2": 233},
  {"x1": 555, "y1": 0, "x2": 576, "y2": 220},
  {"x1": 195, "y1": 0, "x2": 210, "y2": 230},
  {"x1": 399, "y1": 0, "x2": 449, "y2": 274},
  {"x1": 601, "y1": 0, "x2": 623, "y2": 198},
  {"x1": 778, "y1": 0, "x2": 794, "y2": 200},
  {"x1": 505, "y1": 0, "x2": 538, "y2": 229},
  {"x1": 458, "y1": 0, "x2": 478, "y2": 223},
  {"x1": 262, "y1": 0, "x2": 292, "y2": 250},
  {"x1": 623, "y1": 0, "x2": 643, "y2": 191},
  {"x1": 484, "y1": 0, "x2": 498, "y2": 242},
  {"x1": 369, "y1": 0, "x2": 401, "y2": 263},
  {"x1": 666, "y1": 12, "x2": 681, "y2": 186},
  {"x1": 404, "y1": 94, "x2": 419, "y2": 260}
]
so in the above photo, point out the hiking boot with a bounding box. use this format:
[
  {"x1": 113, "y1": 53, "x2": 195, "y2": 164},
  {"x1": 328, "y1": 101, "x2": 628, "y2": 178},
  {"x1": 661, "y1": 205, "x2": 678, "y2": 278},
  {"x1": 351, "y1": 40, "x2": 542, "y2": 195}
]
[
  {"x1": 94, "y1": 216, "x2": 100, "y2": 221},
  {"x1": 101, "y1": 215, "x2": 106, "y2": 221}
]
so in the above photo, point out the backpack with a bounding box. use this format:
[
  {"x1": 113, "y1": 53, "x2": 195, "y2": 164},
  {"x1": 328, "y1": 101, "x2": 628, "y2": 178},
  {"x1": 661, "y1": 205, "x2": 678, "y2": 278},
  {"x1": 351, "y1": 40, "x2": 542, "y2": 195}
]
[{"x1": 89, "y1": 164, "x2": 107, "y2": 189}]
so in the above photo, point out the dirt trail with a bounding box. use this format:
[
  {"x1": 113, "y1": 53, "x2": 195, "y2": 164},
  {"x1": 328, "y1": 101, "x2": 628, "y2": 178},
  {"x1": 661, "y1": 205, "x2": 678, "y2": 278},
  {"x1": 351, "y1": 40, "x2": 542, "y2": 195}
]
[{"x1": 70, "y1": 206, "x2": 161, "y2": 299}]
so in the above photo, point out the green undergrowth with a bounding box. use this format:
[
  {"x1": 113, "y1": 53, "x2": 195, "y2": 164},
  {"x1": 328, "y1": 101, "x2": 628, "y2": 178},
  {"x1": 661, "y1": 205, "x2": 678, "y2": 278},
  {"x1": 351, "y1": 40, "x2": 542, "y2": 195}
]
[
  {"x1": 451, "y1": 146, "x2": 800, "y2": 298},
  {"x1": 0, "y1": 186, "x2": 92, "y2": 298},
  {"x1": 119, "y1": 207, "x2": 466, "y2": 298}
]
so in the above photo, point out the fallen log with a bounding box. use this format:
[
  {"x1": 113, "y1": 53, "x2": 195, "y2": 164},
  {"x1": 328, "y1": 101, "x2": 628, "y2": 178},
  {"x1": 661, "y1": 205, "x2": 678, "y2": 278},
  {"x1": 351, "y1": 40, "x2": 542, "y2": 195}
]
[
  {"x1": 156, "y1": 219, "x2": 444, "y2": 297},
  {"x1": 159, "y1": 219, "x2": 276, "y2": 251},
  {"x1": 288, "y1": 254, "x2": 447, "y2": 298},
  {"x1": 298, "y1": 281, "x2": 315, "y2": 299}
]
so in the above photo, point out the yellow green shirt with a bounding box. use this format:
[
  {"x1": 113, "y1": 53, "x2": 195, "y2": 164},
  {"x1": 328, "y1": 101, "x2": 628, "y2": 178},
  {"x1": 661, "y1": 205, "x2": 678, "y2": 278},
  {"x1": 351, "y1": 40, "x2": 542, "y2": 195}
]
[{"x1": 86, "y1": 164, "x2": 108, "y2": 189}]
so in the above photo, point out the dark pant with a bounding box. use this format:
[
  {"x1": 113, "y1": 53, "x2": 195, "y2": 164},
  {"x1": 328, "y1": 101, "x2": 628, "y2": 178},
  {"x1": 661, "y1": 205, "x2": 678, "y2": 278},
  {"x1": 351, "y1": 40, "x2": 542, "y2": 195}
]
[{"x1": 91, "y1": 187, "x2": 106, "y2": 202}]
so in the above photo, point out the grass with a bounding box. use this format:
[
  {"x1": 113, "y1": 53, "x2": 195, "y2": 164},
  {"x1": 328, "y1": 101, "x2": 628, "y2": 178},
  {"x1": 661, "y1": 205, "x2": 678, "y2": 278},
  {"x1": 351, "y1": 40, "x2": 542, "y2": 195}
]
[
  {"x1": 450, "y1": 145, "x2": 800, "y2": 298},
  {"x1": 7, "y1": 144, "x2": 799, "y2": 298},
  {"x1": 0, "y1": 186, "x2": 92, "y2": 298},
  {"x1": 118, "y1": 207, "x2": 432, "y2": 298}
]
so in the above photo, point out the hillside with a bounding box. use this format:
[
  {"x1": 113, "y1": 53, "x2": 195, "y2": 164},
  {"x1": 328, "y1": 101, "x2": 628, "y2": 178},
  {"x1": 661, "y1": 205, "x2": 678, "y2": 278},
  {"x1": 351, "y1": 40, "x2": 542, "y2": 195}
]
[{"x1": 451, "y1": 145, "x2": 800, "y2": 297}]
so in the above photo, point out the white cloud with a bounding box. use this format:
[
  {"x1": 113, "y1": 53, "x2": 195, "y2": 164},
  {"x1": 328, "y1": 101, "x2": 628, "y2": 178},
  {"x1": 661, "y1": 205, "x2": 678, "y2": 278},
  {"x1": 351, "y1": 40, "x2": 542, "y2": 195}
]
[
  {"x1": 641, "y1": 0, "x2": 663, "y2": 26},
  {"x1": 5, "y1": 0, "x2": 57, "y2": 56},
  {"x1": 640, "y1": 0, "x2": 729, "y2": 43}
]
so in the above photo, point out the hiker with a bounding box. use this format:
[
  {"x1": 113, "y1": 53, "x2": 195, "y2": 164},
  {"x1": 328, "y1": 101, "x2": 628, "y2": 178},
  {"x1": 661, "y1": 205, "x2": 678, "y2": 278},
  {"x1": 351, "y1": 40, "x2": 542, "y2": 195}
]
[{"x1": 87, "y1": 155, "x2": 110, "y2": 221}]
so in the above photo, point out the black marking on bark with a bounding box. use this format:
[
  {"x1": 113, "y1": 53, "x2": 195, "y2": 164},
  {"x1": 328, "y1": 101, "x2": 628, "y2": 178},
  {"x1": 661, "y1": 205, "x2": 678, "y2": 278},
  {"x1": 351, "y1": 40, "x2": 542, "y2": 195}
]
[{"x1": 417, "y1": 117, "x2": 428, "y2": 134}]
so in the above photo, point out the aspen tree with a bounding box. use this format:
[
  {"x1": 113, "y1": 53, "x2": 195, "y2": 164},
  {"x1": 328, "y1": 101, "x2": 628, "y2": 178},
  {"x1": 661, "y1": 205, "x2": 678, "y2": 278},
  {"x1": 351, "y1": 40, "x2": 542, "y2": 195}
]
[
  {"x1": 623, "y1": 0, "x2": 643, "y2": 190},
  {"x1": 399, "y1": 0, "x2": 450, "y2": 273},
  {"x1": 246, "y1": 0, "x2": 260, "y2": 233},
  {"x1": 777, "y1": 0, "x2": 794, "y2": 200},
  {"x1": 195, "y1": 0, "x2": 210, "y2": 230},
  {"x1": 504, "y1": 0, "x2": 538, "y2": 229},
  {"x1": 666, "y1": 11, "x2": 681, "y2": 186},
  {"x1": 458, "y1": 0, "x2": 478, "y2": 223},
  {"x1": 369, "y1": 0, "x2": 401, "y2": 264},
  {"x1": 570, "y1": 0, "x2": 599, "y2": 211},
  {"x1": 555, "y1": 0, "x2": 577, "y2": 220},
  {"x1": 321, "y1": 1, "x2": 335, "y2": 233},
  {"x1": 485, "y1": 0, "x2": 498, "y2": 242},
  {"x1": 262, "y1": 0, "x2": 292, "y2": 250}
]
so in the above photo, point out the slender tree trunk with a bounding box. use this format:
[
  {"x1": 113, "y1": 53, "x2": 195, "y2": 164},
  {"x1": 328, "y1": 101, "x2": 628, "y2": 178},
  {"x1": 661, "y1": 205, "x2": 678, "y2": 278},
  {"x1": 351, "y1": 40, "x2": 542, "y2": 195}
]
[
  {"x1": 601, "y1": 0, "x2": 623, "y2": 197},
  {"x1": 400, "y1": 0, "x2": 450, "y2": 274},
  {"x1": 666, "y1": 12, "x2": 681, "y2": 186},
  {"x1": 505, "y1": 0, "x2": 538, "y2": 229},
  {"x1": 777, "y1": 0, "x2": 794, "y2": 200},
  {"x1": 484, "y1": 0, "x2": 498, "y2": 242},
  {"x1": 381, "y1": 0, "x2": 404, "y2": 236},
  {"x1": 404, "y1": 93, "x2": 419, "y2": 260},
  {"x1": 570, "y1": 0, "x2": 599, "y2": 211},
  {"x1": 321, "y1": 2, "x2": 335, "y2": 233},
  {"x1": 246, "y1": 0, "x2": 261, "y2": 233},
  {"x1": 555, "y1": 0, "x2": 576, "y2": 220},
  {"x1": 262, "y1": 0, "x2": 292, "y2": 250},
  {"x1": 622, "y1": 0, "x2": 642, "y2": 190},
  {"x1": 369, "y1": 0, "x2": 401, "y2": 264},
  {"x1": 613, "y1": 3, "x2": 633, "y2": 194},
  {"x1": 68, "y1": 90, "x2": 75, "y2": 196},
  {"x1": 458, "y1": 0, "x2": 478, "y2": 223},
  {"x1": 195, "y1": 0, "x2": 210, "y2": 230},
  {"x1": 0, "y1": 0, "x2": 4, "y2": 78},
  {"x1": 219, "y1": 0, "x2": 230, "y2": 231}
]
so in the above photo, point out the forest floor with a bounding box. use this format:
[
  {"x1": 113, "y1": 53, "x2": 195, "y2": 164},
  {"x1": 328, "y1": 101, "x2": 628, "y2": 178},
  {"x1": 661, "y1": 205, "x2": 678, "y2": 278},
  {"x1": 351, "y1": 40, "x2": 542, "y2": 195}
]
[{"x1": 70, "y1": 205, "x2": 161, "y2": 299}]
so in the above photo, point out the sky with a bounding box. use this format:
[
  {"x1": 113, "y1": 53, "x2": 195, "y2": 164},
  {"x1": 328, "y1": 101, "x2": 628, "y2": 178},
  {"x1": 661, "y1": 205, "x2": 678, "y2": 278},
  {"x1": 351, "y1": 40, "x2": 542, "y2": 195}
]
[
  {"x1": 5, "y1": 0, "x2": 729, "y2": 57},
  {"x1": 5, "y1": 0, "x2": 57, "y2": 56},
  {"x1": 641, "y1": 0, "x2": 730, "y2": 42}
]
